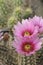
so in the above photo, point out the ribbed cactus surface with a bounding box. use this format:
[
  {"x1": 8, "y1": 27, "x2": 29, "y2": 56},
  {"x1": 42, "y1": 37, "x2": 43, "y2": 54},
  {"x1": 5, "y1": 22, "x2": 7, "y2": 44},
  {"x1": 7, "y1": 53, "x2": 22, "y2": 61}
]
[{"x1": 0, "y1": 0, "x2": 43, "y2": 65}]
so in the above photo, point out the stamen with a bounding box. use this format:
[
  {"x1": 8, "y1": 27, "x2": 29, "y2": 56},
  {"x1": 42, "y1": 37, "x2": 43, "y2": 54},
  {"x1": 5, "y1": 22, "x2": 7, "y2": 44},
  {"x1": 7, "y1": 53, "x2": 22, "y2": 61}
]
[
  {"x1": 24, "y1": 32, "x2": 30, "y2": 36},
  {"x1": 24, "y1": 44, "x2": 31, "y2": 51}
]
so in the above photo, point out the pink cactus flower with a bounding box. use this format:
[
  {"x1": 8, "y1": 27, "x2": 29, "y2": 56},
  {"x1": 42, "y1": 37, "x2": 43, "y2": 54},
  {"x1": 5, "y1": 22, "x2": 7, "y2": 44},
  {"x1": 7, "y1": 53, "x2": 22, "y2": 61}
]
[
  {"x1": 13, "y1": 19, "x2": 38, "y2": 38},
  {"x1": 13, "y1": 38, "x2": 42, "y2": 56},
  {"x1": 30, "y1": 16, "x2": 43, "y2": 33}
]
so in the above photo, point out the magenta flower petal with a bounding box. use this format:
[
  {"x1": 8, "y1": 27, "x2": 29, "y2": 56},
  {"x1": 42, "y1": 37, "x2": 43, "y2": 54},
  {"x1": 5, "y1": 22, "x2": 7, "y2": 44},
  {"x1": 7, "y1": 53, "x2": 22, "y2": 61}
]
[
  {"x1": 32, "y1": 16, "x2": 43, "y2": 33},
  {"x1": 35, "y1": 42, "x2": 42, "y2": 51},
  {"x1": 39, "y1": 27, "x2": 43, "y2": 33}
]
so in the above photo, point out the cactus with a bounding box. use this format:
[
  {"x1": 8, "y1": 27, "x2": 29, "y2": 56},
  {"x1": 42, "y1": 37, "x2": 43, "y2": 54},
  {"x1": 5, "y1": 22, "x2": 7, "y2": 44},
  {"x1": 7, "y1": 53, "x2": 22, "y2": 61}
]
[
  {"x1": 14, "y1": 6, "x2": 23, "y2": 21},
  {"x1": 0, "y1": 0, "x2": 43, "y2": 65},
  {"x1": 23, "y1": 8, "x2": 33, "y2": 19},
  {"x1": 7, "y1": 16, "x2": 17, "y2": 28},
  {"x1": 0, "y1": 0, "x2": 15, "y2": 27}
]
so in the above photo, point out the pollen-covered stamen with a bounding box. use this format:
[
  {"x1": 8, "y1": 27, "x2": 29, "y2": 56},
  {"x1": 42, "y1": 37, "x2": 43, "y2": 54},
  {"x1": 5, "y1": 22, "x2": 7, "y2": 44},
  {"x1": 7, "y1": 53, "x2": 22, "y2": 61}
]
[
  {"x1": 24, "y1": 32, "x2": 30, "y2": 36},
  {"x1": 22, "y1": 42, "x2": 35, "y2": 52},
  {"x1": 24, "y1": 44, "x2": 31, "y2": 51},
  {"x1": 22, "y1": 31, "x2": 31, "y2": 36}
]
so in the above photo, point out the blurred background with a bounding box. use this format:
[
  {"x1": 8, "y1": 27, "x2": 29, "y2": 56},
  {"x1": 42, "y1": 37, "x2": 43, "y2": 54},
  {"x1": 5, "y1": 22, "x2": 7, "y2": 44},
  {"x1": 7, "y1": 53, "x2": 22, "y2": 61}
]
[{"x1": 0, "y1": 0, "x2": 43, "y2": 65}]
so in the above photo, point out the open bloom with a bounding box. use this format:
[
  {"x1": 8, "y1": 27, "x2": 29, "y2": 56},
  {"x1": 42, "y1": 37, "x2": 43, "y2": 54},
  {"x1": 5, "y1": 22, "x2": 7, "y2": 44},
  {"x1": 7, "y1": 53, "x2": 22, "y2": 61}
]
[
  {"x1": 13, "y1": 19, "x2": 38, "y2": 39},
  {"x1": 13, "y1": 37, "x2": 42, "y2": 56},
  {"x1": 30, "y1": 16, "x2": 43, "y2": 33}
]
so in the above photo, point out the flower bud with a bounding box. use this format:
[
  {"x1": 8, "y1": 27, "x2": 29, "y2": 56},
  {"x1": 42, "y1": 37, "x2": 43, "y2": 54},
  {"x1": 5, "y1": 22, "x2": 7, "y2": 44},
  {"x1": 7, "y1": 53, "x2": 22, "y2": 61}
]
[
  {"x1": 3, "y1": 33, "x2": 9, "y2": 41},
  {"x1": 23, "y1": 8, "x2": 32, "y2": 19}
]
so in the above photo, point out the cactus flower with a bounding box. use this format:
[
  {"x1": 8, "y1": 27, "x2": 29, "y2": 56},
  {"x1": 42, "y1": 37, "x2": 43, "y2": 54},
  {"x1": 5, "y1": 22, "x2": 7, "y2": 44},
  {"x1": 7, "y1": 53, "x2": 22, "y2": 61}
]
[
  {"x1": 13, "y1": 19, "x2": 38, "y2": 39},
  {"x1": 13, "y1": 38, "x2": 42, "y2": 56},
  {"x1": 30, "y1": 16, "x2": 43, "y2": 33}
]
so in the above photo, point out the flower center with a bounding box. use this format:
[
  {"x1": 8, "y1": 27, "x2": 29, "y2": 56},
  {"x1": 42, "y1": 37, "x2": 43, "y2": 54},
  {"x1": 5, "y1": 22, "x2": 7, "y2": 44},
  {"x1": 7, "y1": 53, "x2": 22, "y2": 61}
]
[
  {"x1": 22, "y1": 42, "x2": 34, "y2": 52},
  {"x1": 24, "y1": 44, "x2": 31, "y2": 51},
  {"x1": 24, "y1": 32, "x2": 30, "y2": 36}
]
